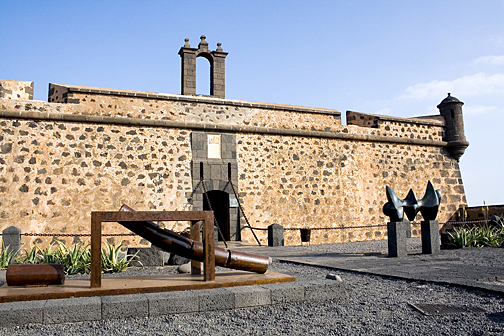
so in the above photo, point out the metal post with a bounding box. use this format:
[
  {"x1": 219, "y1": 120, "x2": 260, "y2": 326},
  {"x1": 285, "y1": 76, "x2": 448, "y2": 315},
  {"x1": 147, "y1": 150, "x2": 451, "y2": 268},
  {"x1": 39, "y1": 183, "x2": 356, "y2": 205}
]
[
  {"x1": 190, "y1": 220, "x2": 202, "y2": 275},
  {"x1": 203, "y1": 211, "x2": 216, "y2": 281},
  {"x1": 90, "y1": 212, "x2": 102, "y2": 288}
]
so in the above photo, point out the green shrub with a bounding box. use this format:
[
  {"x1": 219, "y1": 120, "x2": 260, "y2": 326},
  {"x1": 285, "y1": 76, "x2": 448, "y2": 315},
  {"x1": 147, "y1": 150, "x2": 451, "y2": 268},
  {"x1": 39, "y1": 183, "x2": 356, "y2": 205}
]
[{"x1": 40, "y1": 244, "x2": 58, "y2": 264}]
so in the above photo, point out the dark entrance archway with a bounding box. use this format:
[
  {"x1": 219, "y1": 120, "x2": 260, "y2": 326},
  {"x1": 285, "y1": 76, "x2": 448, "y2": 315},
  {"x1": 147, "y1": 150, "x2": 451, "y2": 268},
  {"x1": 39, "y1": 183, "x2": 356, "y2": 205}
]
[{"x1": 203, "y1": 190, "x2": 230, "y2": 241}]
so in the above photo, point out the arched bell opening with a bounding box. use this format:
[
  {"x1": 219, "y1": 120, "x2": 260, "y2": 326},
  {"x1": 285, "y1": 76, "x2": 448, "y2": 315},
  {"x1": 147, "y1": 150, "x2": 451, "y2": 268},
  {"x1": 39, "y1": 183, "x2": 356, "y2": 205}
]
[{"x1": 196, "y1": 56, "x2": 211, "y2": 96}]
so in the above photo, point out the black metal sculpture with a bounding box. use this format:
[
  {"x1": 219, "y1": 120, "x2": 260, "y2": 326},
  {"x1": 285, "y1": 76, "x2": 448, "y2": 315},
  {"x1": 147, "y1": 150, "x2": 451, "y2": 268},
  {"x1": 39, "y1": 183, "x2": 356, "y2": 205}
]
[
  {"x1": 382, "y1": 181, "x2": 442, "y2": 257},
  {"x1": 383, "y1": 181, "x2": 441, "y2": 222}
]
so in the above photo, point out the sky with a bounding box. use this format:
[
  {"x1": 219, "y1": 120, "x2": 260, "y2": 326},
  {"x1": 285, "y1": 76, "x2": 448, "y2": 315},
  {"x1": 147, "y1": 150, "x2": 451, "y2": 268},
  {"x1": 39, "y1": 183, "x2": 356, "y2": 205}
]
[{"x1": 1, "y1": 0, "x2": 503, "y2": 206}]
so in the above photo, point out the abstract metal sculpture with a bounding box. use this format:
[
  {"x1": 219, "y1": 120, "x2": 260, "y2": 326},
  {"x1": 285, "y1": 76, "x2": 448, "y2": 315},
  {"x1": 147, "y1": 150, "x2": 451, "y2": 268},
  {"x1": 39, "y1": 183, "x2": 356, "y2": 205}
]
[
  {"x1": 383, "y1": 181, "x2": 442, "y2": 257},
  {"x1": 383, "y1": 181, "x2": 441, "y2": 222}
]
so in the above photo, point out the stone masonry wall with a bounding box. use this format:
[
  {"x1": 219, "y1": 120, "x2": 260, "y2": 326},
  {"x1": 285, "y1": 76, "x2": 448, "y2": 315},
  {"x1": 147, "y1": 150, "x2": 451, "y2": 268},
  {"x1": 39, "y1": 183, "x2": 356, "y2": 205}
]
[
  {"x1": 0, "y1": 100, "x2": 192, "y2": 248},
  {"x1": 0, "y1": 83, "x2": 466, "y2": 247},
  {"x1": 237, "y1": 134, "x2": 464, "y2": 245}
]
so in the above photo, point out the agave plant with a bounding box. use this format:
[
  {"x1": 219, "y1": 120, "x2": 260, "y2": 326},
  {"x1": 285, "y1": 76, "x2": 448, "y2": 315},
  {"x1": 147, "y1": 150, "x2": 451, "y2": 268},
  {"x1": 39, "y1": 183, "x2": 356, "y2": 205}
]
[
  {"x1": 21, "y1": 245, "x2": 41, "y2": 264},
  {"x1": 101, "y1": 242, "x2": 138, "y2": 273},
  {"x1": 448, "y1": 227, "x2": 477, "y2": 248},
  {"x1": 0, "y1": 242, "x2": 18, "y2": 270},
  {"x1": 55, "y1": 242, "x2": 91, "y2": 275},
  {"x1": 40, "y1": 244, "x2": 58, "y2": 264},
  {"x1": 476, "y1": 226, "x2": 501, "y2": 247}
]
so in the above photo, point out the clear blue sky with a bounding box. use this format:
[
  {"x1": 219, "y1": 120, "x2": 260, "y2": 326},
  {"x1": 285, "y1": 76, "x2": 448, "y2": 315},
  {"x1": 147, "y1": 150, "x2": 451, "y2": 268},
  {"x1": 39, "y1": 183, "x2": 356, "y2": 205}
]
[{"x1": 2, "y1": 0, "x2": 503, "y2": 206}]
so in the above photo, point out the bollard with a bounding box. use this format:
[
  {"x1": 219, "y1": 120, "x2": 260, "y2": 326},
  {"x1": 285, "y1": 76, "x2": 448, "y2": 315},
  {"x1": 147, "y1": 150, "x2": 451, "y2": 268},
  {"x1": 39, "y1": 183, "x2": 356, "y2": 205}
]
[
  {"x1": 268, "y1": 224, "x2": 284, "y2": 247},
  {"x1": 2, "y1": 226, "x2": 21, "y2": 255}
]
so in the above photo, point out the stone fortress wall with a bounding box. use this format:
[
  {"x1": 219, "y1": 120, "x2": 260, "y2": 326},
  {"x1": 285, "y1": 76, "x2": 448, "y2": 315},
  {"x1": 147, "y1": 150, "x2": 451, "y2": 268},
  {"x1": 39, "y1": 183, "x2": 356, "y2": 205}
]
[
  {"x1": 0, "y1": 81, "x2": 466, "y2": 247},
  {"x1": 0, "y1": 37, "x2": 468, "y2": 247}
]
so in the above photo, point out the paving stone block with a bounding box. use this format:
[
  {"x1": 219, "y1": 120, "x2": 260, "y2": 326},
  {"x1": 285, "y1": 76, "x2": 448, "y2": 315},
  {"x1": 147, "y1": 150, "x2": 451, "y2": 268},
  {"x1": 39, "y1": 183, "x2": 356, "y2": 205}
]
[
  {"x1": 102, "y1": 293, "x2": 148, "y2": 320},
  {"x1": 226, "y1": 285, "x2": 271, "y2": 308},
  {"x1": 302, "y1": 279, "x2": 348, "y2": 302},
  {"x1": 198, "y1": 288, "x2": 235, "y2": 311},
  {"x1": 0, "y1": 299, "x2": 46, "y2": 327},
  {"x1": 260, "y1": 282, "x2": 304, "y2": 304},
  {"x1": 43, "y1": 297, "x2": 101, "y2": 324},
  {"x1": 146, "y1": 291, "x2": 199, "y2": 316}
]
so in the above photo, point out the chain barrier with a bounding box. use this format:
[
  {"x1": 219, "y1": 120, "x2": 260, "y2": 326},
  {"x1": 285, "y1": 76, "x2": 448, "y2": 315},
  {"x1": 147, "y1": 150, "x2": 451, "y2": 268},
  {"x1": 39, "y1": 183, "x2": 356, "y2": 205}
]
[
  {"x1": 228, "y1": 178, "x2": 262, "y2": 246},
  {"x1": 248, "y1": 219, "x2": 492, "y2": 232},
  {"x1": 20, "y1": 233, "x2": 138, "y2": 237},
  {"x1": 7, "y1": 220, "x2": 493, "y2": 238}
]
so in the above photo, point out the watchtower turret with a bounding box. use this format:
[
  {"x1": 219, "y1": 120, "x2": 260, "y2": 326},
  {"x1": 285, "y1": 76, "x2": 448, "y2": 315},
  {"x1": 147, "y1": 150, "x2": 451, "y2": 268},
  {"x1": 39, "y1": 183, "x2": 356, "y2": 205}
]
[{"x1": 437, "y1": 93, "x2": 469, "y2": 161}]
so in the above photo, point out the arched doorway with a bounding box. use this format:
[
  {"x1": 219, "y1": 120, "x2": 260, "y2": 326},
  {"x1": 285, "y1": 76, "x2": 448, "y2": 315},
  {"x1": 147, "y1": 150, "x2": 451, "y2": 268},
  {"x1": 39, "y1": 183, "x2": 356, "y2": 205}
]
[{"x1": 203, "y1": 190, "x2": 230, "y2": 241}]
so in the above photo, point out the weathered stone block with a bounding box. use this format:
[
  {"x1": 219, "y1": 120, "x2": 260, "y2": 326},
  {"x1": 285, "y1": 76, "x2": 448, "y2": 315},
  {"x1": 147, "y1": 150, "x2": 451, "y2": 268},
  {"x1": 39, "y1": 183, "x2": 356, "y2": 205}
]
[
  {"x1": 0, "y1": 299, "x2": 45, "y2": 327},
  {"x1": 168, "y1": 253, "x2": 191, "y2": 265},
  {"x1": 260, "y1": 282, "x2": 304, "y2": 304},
  {"x1": 226, "y1": 285, "x2": 271, "y2": 308},
  {"x1": 387, "y1": 221, "x2": 408, "y2": 258},
  {"x1": 2, "y1": 226, "x2": 21, "y2": 255},
  {"x1": 43, "y1": 297, "x2": 101, "y2": 324},
  {"x1": 268, "y1": 223, "x2": 284, "y2": 246},
  {"x1": 101, "y1": 293, "x2": 148, "y2": 320},
  {"x1": 421, "y1": 220, "x2": 440, "y2": 255},
  {"x1": 198, "y1": 288, "x2": 235, "y2": 311},
  {"x1": 146, "y1": 291, "x2": 200, "y2": 316}
]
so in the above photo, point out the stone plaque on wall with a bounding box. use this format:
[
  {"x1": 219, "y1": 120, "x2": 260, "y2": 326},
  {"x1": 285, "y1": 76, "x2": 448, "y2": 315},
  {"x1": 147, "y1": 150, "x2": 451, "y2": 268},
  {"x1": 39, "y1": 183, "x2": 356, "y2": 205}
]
[{"x1": 207, "y1": 134, "x2": 221, "y2": 158}]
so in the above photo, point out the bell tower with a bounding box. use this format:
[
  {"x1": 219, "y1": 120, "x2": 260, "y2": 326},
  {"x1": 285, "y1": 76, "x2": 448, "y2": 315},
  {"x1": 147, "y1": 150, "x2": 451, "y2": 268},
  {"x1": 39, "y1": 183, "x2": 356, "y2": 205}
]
[{"x1": 178, "y1": 35, "x2": 228, "y2": 98}]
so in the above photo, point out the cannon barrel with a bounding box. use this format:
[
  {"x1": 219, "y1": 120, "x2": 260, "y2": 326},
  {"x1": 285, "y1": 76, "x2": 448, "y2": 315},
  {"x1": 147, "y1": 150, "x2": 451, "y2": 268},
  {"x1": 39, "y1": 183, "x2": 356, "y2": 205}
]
[
  {"x1": 6, "y1": 264, "x2": 65, "y2": 287},
  {"x1": 118, "y1": 205, "x2": 270, "y2": 273}
]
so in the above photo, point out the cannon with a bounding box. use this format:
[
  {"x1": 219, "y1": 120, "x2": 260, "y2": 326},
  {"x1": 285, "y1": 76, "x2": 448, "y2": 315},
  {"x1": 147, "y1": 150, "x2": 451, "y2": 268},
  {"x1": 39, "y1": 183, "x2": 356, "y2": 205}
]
[{"x1": 118, "y1": 205, "x2": 271, "y2": 274}]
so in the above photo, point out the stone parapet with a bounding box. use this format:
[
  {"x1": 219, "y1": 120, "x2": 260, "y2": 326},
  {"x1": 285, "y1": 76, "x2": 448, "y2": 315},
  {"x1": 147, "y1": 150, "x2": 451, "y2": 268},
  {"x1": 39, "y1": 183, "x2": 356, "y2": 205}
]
[{"x1": 0, "y1": 80, "x2": 33, "y2": 100}]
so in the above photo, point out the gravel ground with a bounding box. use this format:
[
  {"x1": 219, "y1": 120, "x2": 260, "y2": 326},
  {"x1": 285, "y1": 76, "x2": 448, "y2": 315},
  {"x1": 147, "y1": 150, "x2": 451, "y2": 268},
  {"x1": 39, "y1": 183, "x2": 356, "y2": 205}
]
[{"x1": 2, "y1": 239, "x2": 504, "y2": 336}]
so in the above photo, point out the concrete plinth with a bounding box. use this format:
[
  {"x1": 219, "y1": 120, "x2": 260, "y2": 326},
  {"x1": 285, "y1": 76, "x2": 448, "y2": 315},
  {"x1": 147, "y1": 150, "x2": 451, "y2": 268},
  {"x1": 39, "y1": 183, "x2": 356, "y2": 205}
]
[
  {"x1": 421, "y1": 220, "x2": 440, "y2": 255},
  {"x1": 387, "y1": 220, "x2": 409, "y2": 258}
]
